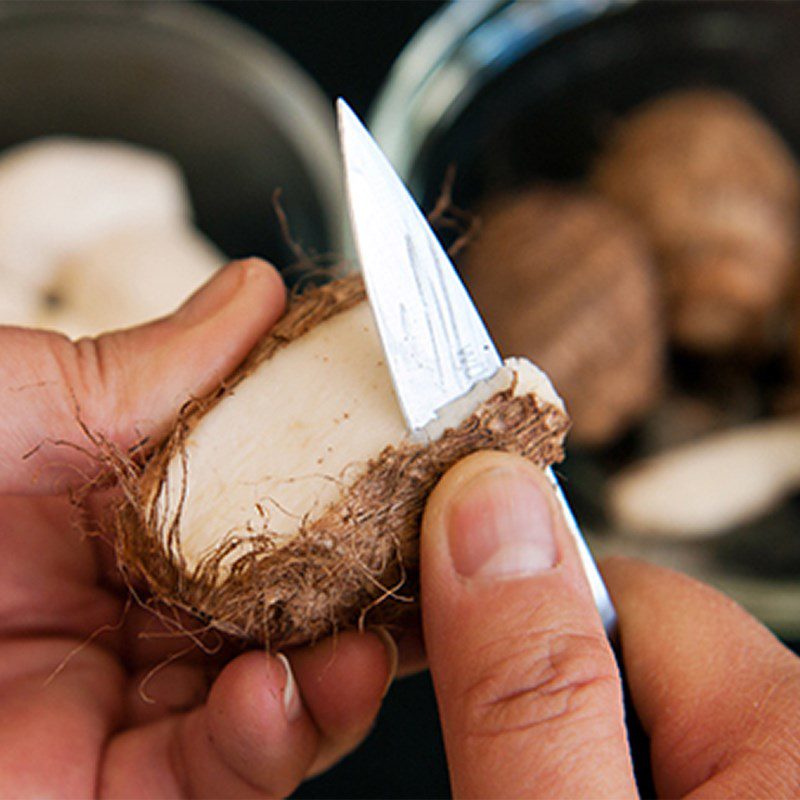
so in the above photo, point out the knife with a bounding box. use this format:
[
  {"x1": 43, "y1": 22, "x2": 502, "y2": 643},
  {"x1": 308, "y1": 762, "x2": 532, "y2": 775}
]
[{"x1": 337, "y1": 98, "x2": 616, "y2": 634}]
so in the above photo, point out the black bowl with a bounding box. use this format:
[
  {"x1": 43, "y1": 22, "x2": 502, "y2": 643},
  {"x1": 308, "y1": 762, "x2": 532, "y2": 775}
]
[
  {"x1": 403, "y1": 1, "x2": 800, "y2": 210},
  {"x1": 374, "y1": 0, "x2": 800, "y2": 634},
  {"x1": 0, "y1": 1, "x2": 342, "y2": 274}
]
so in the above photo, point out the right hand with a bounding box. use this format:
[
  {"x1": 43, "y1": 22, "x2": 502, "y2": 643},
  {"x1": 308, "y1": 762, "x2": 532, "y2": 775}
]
[{"x1": 420, "y1": 451, "x2": 800, "y2": 798}]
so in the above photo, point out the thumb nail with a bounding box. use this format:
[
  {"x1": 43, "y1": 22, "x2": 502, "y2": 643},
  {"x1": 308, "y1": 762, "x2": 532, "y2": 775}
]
[
  {"x1": 447, "y1": 467, "x2": 558, "y2": 579},
  {"x1": 275, "y1": 653, "x2": 302, "y2": 722}
]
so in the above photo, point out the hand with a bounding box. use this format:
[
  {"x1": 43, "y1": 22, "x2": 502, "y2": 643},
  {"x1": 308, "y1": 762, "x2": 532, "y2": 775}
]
[
  {"x1": 0, "y1": 259, "x2": 395, "y2": 798},
  {"x1": 420, "y1": 451, "x2": 800, "y2": 798}
]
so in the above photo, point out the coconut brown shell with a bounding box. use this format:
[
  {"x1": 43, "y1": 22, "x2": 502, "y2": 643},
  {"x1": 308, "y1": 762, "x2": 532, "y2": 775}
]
[
  {"x1": 461, "y1": 187, "x2": 664, "y2": 447},
  {"x1": 115, "y1": 275, "x2": 569, "y2": 649},
  {"x1": 593, "y1": 89, "x2": 800, "y2": 352}
]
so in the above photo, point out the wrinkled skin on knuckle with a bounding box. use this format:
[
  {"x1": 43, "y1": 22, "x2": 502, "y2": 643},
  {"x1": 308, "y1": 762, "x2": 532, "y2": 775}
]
[
  {"x1": 689, "y1": 748, "x2": 800, "y2": 800},
  {"x1": 750, "y1": 748, "x2": 800, "y2": 798},
  {"x1": 65, "y1": 335, "x2": 132, "y2": 439},
  {"x1": 460, "y1": 627, "x2": 620, "y2": 739}
]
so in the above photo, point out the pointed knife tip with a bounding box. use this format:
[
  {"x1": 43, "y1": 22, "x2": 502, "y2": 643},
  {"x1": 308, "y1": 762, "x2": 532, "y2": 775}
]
[{"x1": 335, "y1": 97, "x2": 357, "y2": 131}]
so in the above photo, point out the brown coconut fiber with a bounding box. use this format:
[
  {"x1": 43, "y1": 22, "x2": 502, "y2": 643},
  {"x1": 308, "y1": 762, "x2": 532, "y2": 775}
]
[
  {"x1": 592, "y1": 89, "x2": 800, "y2": 352},
  {"x1": 114, "y1": 274, "x2": 569, "y2": 649},
  {"x1": 461, "y1": 187, "x2": 664, "y2": 447}
]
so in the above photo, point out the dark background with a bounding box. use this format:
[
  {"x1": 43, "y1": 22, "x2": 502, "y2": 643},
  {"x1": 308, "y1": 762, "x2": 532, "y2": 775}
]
[
  {"x1": 209, "y1": 4, "x2": 451, "y2": 798},
  {"x1": 212, "y1": 1, "x2": 444, "y2": 117}
]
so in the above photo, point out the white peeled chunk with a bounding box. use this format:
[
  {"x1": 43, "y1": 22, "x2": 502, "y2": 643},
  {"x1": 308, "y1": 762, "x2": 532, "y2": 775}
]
[
  {"x1": 155, "y1": 300, "x2": 561, "y2": 571},
  {"x1": 0, "y1": 137, "x2": 191, "y2": 293},
  {"x1": 0, "y1": 274, "x2": 39, "y2": 327},
  {"x1": 608, "y1": 418, "x2": 800, "y2": 538},
  {"x1": 38, "y1": 224, "x2": 223, "y2": 337}
]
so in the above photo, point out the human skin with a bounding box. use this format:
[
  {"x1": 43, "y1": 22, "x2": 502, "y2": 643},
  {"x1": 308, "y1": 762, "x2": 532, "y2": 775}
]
[
  {"x1": 420, "y1": 451, "x2": 800, "y2": 798},
  {"x1": 3, "y1": 256, "x2": 798, "y2": 798},
  {"x1": 0, "y1": 259, "x2": 395, "y2": 798}
]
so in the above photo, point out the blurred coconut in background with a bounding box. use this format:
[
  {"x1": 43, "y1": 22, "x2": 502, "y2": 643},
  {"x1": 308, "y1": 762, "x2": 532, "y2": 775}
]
[
  {"x1": 372, "y1": 0, "x2": 800, "y2": 636},
  {"x1": 0, "y1": 1, "x2": 342, "y2": 337}
]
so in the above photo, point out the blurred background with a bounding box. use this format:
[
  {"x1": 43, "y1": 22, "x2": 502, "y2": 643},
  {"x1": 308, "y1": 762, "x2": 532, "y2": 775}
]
[
  {"x1": 209, "y1": 1, "x2": 444, "y2": 118},
  {"x1": 1, "y1": 1, "x2": 799, "y2": 796}
]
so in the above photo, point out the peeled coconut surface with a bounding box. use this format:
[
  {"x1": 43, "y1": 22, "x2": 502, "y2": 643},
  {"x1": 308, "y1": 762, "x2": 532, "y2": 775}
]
[
  {"x1": 38, "y1": 224, "x2": 224, "y2": 338},
  {"x1": 0, "y1": 138, "x2": 191, "y2": 293},
  {"x1": 0, "y1": 273, "x2": 39, "y2": 327},
  {"x1": 117, "y1": 275, "x2": 569, "y2": 648},
  {"x1": 608, "y1": 417, "x2": 800, "y2": 538}
]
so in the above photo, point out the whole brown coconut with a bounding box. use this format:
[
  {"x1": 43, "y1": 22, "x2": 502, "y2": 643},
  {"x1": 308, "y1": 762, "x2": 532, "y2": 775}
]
[
  {"x1": 115, "y1": 275, "x2": 569, "y2": 649},
  {"x1": 461, "y1": 187, "x2": 664, "y2": 447},
  {"x1": 593, "y1": 88, "x2": 800, "y2": 353}
]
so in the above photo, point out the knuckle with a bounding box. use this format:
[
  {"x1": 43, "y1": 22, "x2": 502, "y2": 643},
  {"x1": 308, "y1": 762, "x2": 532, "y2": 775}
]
[
  {"x1": 460, "y1": 626, "x2": 619, "y2": 739},
  {"x1": 60, "y1": 334, "x2": 127, "y2": 434}
]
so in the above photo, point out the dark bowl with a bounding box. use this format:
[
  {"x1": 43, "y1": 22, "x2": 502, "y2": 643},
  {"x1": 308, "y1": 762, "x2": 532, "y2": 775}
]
[
  {"x1": 0, "y1": 1, "x2": 342, "y2": 274},
  {"x1": 373, "y1": 0, "x2": 800, "y2": 634}
]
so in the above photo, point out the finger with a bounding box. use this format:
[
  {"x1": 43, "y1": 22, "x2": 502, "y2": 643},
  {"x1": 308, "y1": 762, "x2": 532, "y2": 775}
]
[
  {"x1": 287, "y1": 629, "x2": 397, "y2": 778},
  {"x1": 0, "y1": 638, "x2": 124, "y2": 798},
  {"x1": 101, "y1": 651, "x2": 317, "y2": 798},
  {"x1": 0, "y1": 495, "x2": 123, "y2": 642},
  {"x1": 393, "y1": 620, "x2": 428, "y2": 678},
  {"x1": 126, "y1": 662, "x2": 211, "y2": 726},
  {"x1": 421, "y1": 451, "x2": 636, "y2": 799},
  {"x1": 120, "y1": 603, "x2": 238, "y2": 671},
  {"x1": 1, "y1": 257, "x2": 285, "y2": 494},
  {"x1": 102, "y1": 631, "x2": 397, "y2": 798},
  {"x1": 602, "y1": 556, "x2": 800, "y2": 799}
]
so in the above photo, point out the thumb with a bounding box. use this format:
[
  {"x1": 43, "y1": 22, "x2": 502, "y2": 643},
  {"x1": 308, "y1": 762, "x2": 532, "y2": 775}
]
[
  {"x1": 420, "y1": 451, "x2": 636, "y2": 799},
  {"x1": 0, "y1": 258, "x2": 285, "y2": 494}
]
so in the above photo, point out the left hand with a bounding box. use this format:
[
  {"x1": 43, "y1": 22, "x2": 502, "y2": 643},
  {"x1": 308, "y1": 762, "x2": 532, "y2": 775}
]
[{"x1": 0, "y1": 258, "x2": 395, "y2": 798}]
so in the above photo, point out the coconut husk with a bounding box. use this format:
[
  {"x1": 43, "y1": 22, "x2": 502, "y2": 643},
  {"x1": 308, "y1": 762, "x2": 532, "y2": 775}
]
[
  {"x1": 592, "y1": 89, "x2": 800, "y2": 353},
  {"x1": 461, "y1": 187, "x2": 664, "y2": 447},
  {"x1": 114, "y1": 275, "x2": 569, "y2": 649}
]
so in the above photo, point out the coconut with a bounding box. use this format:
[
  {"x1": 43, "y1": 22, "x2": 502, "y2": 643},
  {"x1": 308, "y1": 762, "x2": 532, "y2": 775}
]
[
  {"x1": 592, "y1": 89, "x2": 800, "y2": 353},
  {"x1": 461, "y1": 187, "x2": 664, "y2": 447},
  {"x1": 38, "y1": 223, "x2": 224, "y2": 338},
  {"x1": 0, "y1": 137, "x2": 191, "y2": 294},
  {"x1": 0, "y1": 272, "x2": 39, "y2": 327},
  {"x1": 115, "y1": 274, "x2": 569, "y2": 648}
]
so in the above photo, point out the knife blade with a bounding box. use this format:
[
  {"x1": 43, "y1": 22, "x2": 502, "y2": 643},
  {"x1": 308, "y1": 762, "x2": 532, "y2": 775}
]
[
  {"x1": 337, "y1": 98, "x2": 501, "y2": 436},
  {"x1": 337, "y1": 98, "x2": 616, "y2": 633}
]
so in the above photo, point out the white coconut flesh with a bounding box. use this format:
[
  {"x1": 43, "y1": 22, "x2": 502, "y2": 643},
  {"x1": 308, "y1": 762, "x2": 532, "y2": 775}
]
[
  {"x1": 0, "y1": 136, "x2": 219, "y2": 335},
  {"x1": 0, "y1": 137, "x2": 191, "y2": 293},
  {"x1": 154, "y1": 299, "x2": 562, "y2": 575},
  {"x1": 0, "y1": 274, "x2": 39, "y2": 327},
  {"x1": 609, "y1": 418, "x2": 800, "y2": 537},
  {"x1": 38, "y1": 224, "x2": 223, "y2": 338}
]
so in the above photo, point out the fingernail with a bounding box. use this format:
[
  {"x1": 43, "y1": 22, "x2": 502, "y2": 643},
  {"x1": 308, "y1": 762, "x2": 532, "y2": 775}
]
[
  {"x1": 447, "y1": 467, "x2": 558, "y2": 579},
  {"x1": 373, "y1": 627, "x2": 398, "y2": 698},
  {"x1": 275, "y1": 653, "x2": 302, "y2": 722},
  {"x1": 177, "y1": 258, "x2": 263, "y2": 325}
]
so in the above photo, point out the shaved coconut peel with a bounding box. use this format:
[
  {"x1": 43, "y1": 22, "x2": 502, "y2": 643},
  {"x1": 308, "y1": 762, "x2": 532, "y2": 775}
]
[
  {"x1": 0, "y1": 138, "x2": 190, "y2": 292},
  {"x1": 116, "y1": 275, "x2": 569, "y2": 648},
  {"x1": 0, "y1": 273, "x2": 38, "y2": 327},
  {"x1": 38, "y1": 224, "x2": 224, "y2": 337}
]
